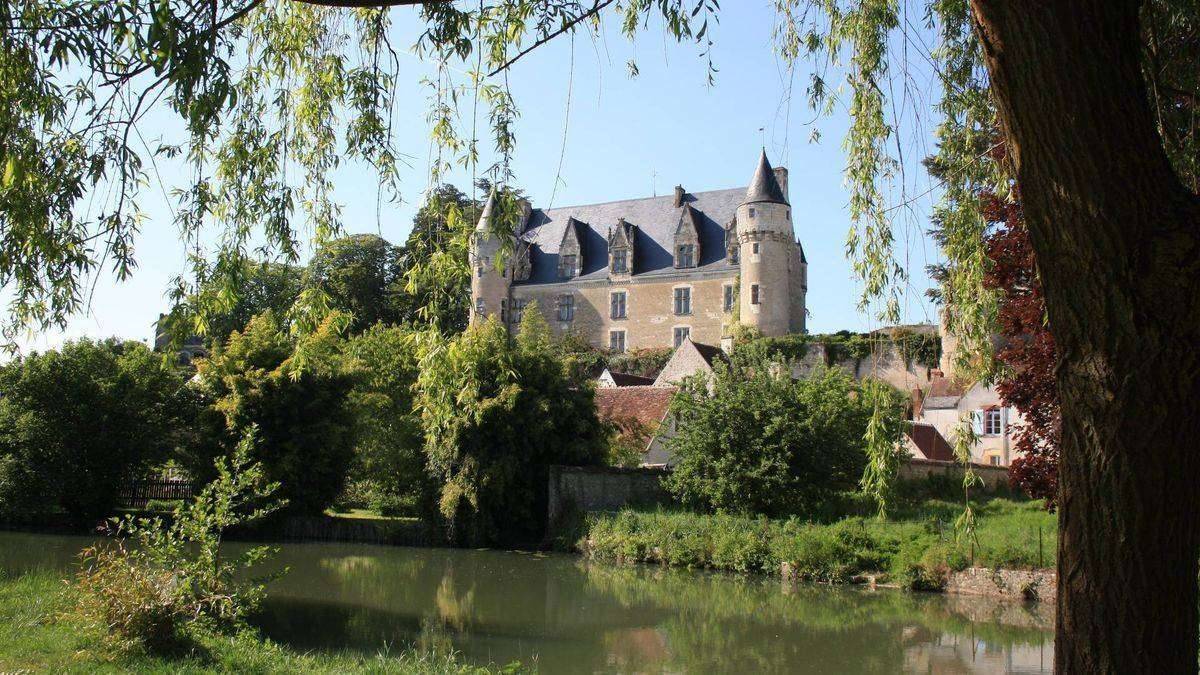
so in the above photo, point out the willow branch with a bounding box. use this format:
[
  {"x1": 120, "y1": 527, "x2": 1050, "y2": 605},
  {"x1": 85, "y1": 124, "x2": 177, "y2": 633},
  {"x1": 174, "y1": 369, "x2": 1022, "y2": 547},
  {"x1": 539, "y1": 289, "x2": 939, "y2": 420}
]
[{"x1": 486, "y1": 0, "x2": 615, "y2": 77}]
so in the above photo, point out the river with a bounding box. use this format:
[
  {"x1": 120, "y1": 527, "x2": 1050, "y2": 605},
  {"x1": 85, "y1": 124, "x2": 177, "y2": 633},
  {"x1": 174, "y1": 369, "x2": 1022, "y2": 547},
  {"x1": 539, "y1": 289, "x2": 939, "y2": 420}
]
[{"x1": 0, "y1": 531, "x2": 1052, "y2": 673}]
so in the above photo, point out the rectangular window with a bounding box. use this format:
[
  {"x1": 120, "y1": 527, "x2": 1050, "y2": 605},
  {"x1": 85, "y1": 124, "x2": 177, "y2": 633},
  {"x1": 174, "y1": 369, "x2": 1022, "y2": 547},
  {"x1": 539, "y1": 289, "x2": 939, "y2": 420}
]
[
  {"x1": 611, "y1": 250, "x2": 628, "y2": 274},
  {"x1": 500, "y1": 299, "x2": 508, "y2": 323},
  {"x1": 609, "y1": 330, "x2": 626, "y2": 353},
  {"x1": 610, "y1": 291, "x2": 627, "y2": 319},
  {"x1": 558, "y1": 254, "x2": 577, "y2": 279},
  {"x1": 750, "y1": 284, "x2": 760, "y2": 305},
  {"x1": 475, "y1": 298, "x2": 485, "y2": 316},
  {"x1": 752, "y1": 242, "x2": 760, "y2": 255},
  {"x1": 730, "y1": 245, "x2": 740, "y2": 264},
  {"x1": 476, "y1": 265, "x2": 485, "y2": 278},
  {"x1": 511, "y1": 299, "x2": 527, "y2": 324},
  {"x1": 673, "y1": 287, "x2": 691, "y2": 315},
  {"x1": 984, "y1": 408, "x2": 1003, "y2": 435},
  {"x1": 673, "y1": 326, "x2": 690, "y2": 348},
  {"x1": 676, "y1": 244, "x2": 695, "y2": 268},
  {"x1": 748, "y1": 207, "x2": 756, "y2": 218},
  {"x1": 723, "y1": 284, "x2": 734, "y2": 312},
  {"x1": 989, "y1": 455, "x2": 1001, "y2": 466},
  {"x1": 556, "y1": 294, "x2": 575, "y2": 322}
]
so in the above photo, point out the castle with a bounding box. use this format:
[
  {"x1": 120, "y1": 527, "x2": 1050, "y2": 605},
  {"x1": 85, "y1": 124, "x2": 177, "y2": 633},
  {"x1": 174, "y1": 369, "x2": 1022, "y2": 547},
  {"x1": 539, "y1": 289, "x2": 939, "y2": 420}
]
[{"x1": 469, "y1": 151, "x2": 808, "y2": 350}]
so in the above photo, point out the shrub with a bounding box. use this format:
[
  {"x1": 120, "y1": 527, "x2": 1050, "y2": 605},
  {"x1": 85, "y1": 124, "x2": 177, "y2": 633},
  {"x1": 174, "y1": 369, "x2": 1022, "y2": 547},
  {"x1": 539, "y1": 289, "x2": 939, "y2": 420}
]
[
  {"x1": 0, "y1": 339, "x2": 191, "y2": 525},
  {"x1": 665, "y1": 359, "x2": 903, "y2": 517},
  {"x1": 189, "y1": 312, "x2": 356, "y2": 515},
  {"x1": 74, "y1": 431, "x2": 285, "y2": 652}
]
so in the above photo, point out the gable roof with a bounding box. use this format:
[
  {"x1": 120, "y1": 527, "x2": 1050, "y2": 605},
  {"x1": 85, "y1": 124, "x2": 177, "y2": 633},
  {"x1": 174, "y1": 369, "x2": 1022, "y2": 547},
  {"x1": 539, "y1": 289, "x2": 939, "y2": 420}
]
[
  {"x1": 598, "y1": 368, "x2": 656, "y2": 387},
  {"x1": 515, "y1": 186, "x2": 743, "y2": 285},
  {"x1": 743, "y1": 150, "x2": 788, "y2": 205},
  {"x1": 921, "y1": 375, "x2": 970, "y2": 410},
  {"x1": 653, "y1": 339, "x2": 728, "y2": 386},
  {"x1": 905, "y1": 422, "x2": 957, "y2": 462}
]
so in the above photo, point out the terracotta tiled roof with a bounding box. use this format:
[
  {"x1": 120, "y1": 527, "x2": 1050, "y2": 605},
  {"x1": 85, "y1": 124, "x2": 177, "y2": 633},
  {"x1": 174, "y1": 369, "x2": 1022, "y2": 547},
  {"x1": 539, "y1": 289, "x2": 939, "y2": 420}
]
[
  {"x1": 905, "y1": 422, "x2": 957, "y2": 462},
  {"x1": 922, "y1": 374, "x2": 969, "y2": 410},
  {"x1": 595, "y1": 386, "x2": 676, "y2": 431}
]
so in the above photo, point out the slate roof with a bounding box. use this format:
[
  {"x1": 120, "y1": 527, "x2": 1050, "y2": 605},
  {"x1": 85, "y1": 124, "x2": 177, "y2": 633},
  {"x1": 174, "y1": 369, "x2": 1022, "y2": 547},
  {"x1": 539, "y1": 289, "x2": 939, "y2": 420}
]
[
  {"x1": 515, "y1": 186, "x2": 744, "y2": 285},
  {"x1": 743, "y1": 150, "x2": 789, "y2": 205},
  {"x1": 608, "y1": 371, "x2": 656, "y2": 387}
]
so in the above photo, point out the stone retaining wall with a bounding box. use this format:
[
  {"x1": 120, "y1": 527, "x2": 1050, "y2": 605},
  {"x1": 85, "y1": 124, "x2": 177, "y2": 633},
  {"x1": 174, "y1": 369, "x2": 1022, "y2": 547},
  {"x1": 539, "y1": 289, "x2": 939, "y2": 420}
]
[
  {"x1": 899, "y1": 457, "x2": 1012, "y2": 491},
  {"x1": 946, "y1": 567, "x2": 1057, "y2": 602}
]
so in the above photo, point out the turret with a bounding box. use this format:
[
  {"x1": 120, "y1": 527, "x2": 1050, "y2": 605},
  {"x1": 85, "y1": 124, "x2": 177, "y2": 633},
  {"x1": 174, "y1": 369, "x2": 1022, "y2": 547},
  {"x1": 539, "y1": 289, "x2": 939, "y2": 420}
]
[
  {"x1": 469, "y1": 191, "x2": 513, "y2": 326},
  {"x1": 736, "y1": 151, "x2": 801, "y2": 336}
]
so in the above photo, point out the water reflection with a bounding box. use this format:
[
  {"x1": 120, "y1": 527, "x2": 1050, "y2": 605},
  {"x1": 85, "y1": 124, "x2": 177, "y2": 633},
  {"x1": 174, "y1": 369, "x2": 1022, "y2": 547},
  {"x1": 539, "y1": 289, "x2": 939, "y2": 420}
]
[{"x1": 0, "y1": 532, "x2": 1052, "y2": 673}]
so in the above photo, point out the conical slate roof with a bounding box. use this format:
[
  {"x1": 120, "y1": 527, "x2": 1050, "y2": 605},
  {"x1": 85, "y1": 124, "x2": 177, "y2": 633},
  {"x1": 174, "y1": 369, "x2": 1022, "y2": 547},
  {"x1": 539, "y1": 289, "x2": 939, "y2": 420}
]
[
  {"x1": 742, "y1": 150, "x2": 788, "y2": 205},
  {"x1": 475, "y1": 189, "x2": 497, "y2": 232}
]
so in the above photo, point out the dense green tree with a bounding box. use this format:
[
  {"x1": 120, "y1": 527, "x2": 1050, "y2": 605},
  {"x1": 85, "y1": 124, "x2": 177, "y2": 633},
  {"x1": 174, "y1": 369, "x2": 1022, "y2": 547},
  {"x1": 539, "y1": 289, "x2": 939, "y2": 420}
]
[
  {"x1": 401, "y1": 184, "x2": 482, "y2": 335},
  {"x1": 416, "y1": 312, "x2": 606, "y2": 547},
  {"x1": 341, "y1": 324, "x2": 433, "y2": 517},
  {"x1": 305, "y1": 234, "x2": 406, "y2": 334},
  {"x1": 665, "y1": 360, "x2": 904, "y2": 518},
  {"x1": 165, "y1": 260, "x2": 304, "y2": 349},
  {"x1": 190, "y1": 312, "x2": 356, "y2": 515},
  {"x1": 0, "y1": 339, "x2": 190, "y2": 525}
]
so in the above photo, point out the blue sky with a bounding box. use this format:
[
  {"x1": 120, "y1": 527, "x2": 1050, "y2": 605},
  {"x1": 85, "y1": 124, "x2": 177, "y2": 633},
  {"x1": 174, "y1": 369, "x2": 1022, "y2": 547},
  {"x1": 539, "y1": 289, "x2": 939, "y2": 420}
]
[{"x1": 14, "y1": 2, "x2": 945, "y2": 352}]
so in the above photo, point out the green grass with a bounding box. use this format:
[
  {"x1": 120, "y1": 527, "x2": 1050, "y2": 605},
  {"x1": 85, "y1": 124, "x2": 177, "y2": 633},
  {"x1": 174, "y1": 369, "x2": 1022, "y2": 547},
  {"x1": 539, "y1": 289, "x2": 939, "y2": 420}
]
[
  {"x1": 0, "y1": 569, "x2": 521, "y2": 674},
  {"x1": 574, "y1": 496, "x2": 1056, "y2": 591}
]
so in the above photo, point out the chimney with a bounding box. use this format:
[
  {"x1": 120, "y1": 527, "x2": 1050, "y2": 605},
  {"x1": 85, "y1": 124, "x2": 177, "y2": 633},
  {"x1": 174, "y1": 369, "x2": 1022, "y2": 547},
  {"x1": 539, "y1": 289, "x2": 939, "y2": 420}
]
[
  {"x1": 673, "y1": 185, "x2": 686, "y2": 207},
  {"x1": 772, "y1": 167, "x2": 788, "y2": 201}
]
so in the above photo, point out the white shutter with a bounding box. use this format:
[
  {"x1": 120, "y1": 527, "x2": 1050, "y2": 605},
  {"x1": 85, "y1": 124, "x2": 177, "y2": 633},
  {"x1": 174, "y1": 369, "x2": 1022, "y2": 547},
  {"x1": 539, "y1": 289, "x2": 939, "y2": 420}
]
[{"x1": 971, "y1": 410, "x2": 984, "y2": 435}]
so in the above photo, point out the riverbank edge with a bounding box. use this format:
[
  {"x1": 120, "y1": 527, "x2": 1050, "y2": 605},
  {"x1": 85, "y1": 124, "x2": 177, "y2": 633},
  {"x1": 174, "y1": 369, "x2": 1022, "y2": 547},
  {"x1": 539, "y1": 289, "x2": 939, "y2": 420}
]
[{"x1": 577, "y1": 538, "x2": 1057, "y2": 602}]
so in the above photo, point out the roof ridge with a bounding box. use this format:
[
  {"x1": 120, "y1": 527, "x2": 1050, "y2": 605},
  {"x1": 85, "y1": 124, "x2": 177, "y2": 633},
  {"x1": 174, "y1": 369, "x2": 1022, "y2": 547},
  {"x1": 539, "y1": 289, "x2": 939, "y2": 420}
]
[{"x1": 537, "y1": 185, "x2": 747, "y2": 214}]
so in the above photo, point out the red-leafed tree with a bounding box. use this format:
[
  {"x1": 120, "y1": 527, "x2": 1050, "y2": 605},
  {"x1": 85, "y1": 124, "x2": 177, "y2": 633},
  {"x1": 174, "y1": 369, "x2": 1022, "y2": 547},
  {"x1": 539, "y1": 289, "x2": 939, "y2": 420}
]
[{"x1": 979, "y1": 175, "x2": 1060, "y2": 507}]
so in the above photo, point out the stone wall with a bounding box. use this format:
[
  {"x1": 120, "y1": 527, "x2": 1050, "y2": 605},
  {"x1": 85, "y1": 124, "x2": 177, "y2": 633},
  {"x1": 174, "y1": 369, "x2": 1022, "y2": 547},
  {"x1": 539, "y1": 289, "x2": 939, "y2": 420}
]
[
  {"x1": 547, "y1": 465, "x2": 671, "y2": 529},
  {"x1": 946, "y1": 567, "x2": 1057, "y2": 602},
  {"x1": 514, "y1": 273, "x2": 737, "y2": 351},
  {"x1": 899, "y1": 457, "x2": 1012, "y2": 491}
]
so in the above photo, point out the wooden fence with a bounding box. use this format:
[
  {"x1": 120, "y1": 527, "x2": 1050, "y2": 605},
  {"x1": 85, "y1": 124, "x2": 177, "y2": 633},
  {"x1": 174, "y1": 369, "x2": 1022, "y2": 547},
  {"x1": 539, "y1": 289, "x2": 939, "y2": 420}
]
[{"x1": 120, "y1": 479, "x2": 195, "y2": 508}]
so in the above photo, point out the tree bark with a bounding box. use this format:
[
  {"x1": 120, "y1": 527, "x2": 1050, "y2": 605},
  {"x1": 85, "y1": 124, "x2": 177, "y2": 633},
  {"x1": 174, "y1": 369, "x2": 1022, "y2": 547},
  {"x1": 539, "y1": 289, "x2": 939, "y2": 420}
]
[{"x1": 969, "y1": 0, "x2": 1200, "y2": 671}]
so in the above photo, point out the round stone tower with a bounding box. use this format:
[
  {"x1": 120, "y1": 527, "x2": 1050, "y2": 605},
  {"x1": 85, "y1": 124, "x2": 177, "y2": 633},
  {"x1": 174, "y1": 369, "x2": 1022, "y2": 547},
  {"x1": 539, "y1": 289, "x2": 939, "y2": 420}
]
[
  {"x1": 469, "y1": 191, "x2": 511, "y2": 325},
  {"x1": 737, "y1": 151, "x2": 798, "y2": 337}
]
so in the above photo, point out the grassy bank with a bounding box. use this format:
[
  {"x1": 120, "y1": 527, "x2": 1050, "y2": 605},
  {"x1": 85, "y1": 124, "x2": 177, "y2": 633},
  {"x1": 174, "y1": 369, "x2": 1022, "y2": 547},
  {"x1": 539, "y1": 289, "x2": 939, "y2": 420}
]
[
  {"x1": 0, "y1": 570, "x2": 517, "y2": 674},
  {"x1": 573, "y1": 497, "x2": 1056, "y2": 591}
]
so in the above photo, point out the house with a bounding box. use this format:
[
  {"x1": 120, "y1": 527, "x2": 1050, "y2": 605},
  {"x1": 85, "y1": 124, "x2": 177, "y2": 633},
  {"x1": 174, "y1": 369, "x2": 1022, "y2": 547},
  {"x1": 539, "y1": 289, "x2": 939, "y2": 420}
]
[
  {"x1": 469, "y1": 151, "x2": 808, "y2": 351},
  {"x1": 594, "y1": 385, "x2": 677, "y2": 468},
  {"x1": 911, "y1": 374, "x2": 1024, "y2": 466},
  {"x1": 597, "y1": 368, "x2": 655, "y2": 388}
]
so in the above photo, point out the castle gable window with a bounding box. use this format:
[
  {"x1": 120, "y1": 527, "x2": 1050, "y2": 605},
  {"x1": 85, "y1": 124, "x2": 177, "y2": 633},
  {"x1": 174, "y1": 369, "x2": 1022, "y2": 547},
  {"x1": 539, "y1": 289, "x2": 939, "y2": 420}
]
[
  {"x1": 558, "y1": 254, "x2": 578, "y2": 279},
  {"x1": 673, "y1": 205, "x2": 701, "y2": 269},
  {"x1": 611, "y1": 249, "x2": 628, "y2": 274},
  {"x1": 556, "y1": 294, "x2": 575, "y2": 322}
]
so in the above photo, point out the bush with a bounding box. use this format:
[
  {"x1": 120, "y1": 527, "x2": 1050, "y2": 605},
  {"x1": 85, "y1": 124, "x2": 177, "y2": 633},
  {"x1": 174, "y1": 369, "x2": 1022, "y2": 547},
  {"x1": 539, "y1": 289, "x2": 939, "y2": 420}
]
[
  {"x1": 189, "y1": 312, "x2": 356, "y2": 515},
  {"x1": 417, "y1": 313, "x2": 606, "y2": 547},
  {"x1": 665, "y1": 359, "x2": 904, "y2": 517},
  {"x1": 0, "y1": 339, "x2": 192, "y2": 525},
  {"x1": 74, "y1": 431, "x2": 285, "y2": 652}
]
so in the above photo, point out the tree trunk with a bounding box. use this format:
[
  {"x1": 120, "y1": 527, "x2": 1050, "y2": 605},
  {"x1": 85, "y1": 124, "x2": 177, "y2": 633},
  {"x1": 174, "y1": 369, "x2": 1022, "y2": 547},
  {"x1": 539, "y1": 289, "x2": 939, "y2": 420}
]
[{"x1": 969, "y1": 0, "x2": 1200, "y2": 671}]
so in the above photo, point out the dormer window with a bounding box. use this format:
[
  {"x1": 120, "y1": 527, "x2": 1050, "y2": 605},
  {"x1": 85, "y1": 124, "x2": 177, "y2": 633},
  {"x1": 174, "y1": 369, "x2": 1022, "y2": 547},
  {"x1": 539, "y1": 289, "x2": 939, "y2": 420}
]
[
  {"x1": 611, "y1": 249, "x2": 628, "y2": 274},
  {"x1": 676, "y1": 244, "x2": 695, "y2": 268},
  {"x1": 730, "y1": 246, "x2": 740, "y2": 264},
  {"x1": 558, "y1": 254, "x2": 577, "y2": 279}
]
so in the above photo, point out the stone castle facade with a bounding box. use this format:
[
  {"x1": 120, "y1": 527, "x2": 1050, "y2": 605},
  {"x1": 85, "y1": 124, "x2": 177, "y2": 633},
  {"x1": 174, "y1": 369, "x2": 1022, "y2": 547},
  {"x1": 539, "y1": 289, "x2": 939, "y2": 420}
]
[{"x1": 470, "y1": 151, "x2": 807, "y2": 350}]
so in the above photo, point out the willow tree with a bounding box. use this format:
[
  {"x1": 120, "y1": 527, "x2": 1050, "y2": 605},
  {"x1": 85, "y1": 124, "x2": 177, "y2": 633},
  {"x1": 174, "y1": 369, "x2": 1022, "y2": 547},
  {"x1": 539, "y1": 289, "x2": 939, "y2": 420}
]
[{"x1": 4, "y1": 0, "x2": 1199, "y2": 669}]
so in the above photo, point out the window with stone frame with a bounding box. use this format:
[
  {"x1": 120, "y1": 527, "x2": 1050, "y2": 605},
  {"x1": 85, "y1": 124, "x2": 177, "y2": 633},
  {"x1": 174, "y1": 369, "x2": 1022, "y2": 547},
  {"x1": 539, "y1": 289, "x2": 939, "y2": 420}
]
[
  {"x1": 610, "y1": 291, "x2": 627, "y2": 319},
  {"x1": 723, "y1": 284, "x2": 735, "y2": 312},
  {"x1": 556, "y1": 294, "x2": 575, "y2": 322},
  {"x1": 750, "y1": 283, "x2": 760, "y2": 305},
  {"x1": 609, "y1": 330, "x2": 626, "y2": 353},
  {"x1": 673, "y1": 287, "x2": 692, "y2": 315},
  {"x1": 984, "y1": 408, "x2": 1003, "y2": 435},
  {"x1": 511, "y1": 298, "x2": 527, "y2": 324},
  {"x1": 673, "y1": 326, "x2": 690, "y2": 348},
  {"x1": 500, "y1": 299, "x2": 508, "y2": 323},
  {"x1": 611, "y1": 249, "x2": 628, "y2": 274},
  {"x1": 475, "y1": 298, "x2": 485, "y2": 316},
  {"x1": 558, "y1": 253, "x2": 578, "y2": 279},
  {"x1": 676, "y1": 244, "x2": 695, "y2": 268}
]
